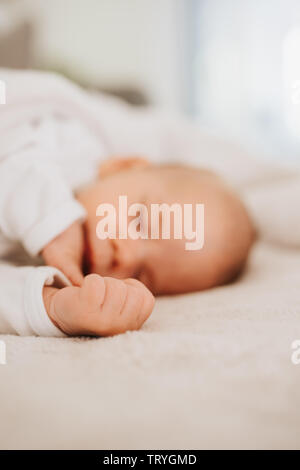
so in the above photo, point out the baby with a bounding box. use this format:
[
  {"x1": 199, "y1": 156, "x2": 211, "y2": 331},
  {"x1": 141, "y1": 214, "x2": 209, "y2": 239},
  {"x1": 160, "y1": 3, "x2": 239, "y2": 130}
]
[{"x1": 0, "y1": 70, "x2": 254, "y2": 338}]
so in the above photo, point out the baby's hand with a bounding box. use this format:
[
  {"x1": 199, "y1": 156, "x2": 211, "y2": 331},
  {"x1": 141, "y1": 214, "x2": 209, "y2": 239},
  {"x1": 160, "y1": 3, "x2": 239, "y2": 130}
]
[
  {"x1": 43, "y1": 274, "x2": 155, "y2": 336},
  {"x1": 42, "y1": 221, "x2": 84, "y2": 286}
]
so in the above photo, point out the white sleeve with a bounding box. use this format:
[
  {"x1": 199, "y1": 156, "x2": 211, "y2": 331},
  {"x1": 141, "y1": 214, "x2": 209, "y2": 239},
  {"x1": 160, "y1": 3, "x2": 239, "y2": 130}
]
[
  {"x1": 0, "y1": 124, "x2": 86, "y2": 256},
  {"x1": 0, "y1": 263, "x2": 70, "y2": 337}
]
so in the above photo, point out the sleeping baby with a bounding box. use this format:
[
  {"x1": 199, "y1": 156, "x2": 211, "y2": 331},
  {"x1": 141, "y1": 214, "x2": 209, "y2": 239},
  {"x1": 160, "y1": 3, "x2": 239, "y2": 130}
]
[{"x1": 0, "y1": 69, "x2": 254, "y2": 337}]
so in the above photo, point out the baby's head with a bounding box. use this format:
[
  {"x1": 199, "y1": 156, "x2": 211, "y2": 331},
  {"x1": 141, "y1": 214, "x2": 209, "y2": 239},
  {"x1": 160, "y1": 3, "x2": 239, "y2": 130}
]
[{"x1": 77, "y1": 157, "x2": 255, "y2": 295}]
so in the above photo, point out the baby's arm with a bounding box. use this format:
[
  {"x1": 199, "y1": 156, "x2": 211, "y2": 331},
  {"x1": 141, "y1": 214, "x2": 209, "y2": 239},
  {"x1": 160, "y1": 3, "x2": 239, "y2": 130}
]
[
  {"x1": 0, "y1": 262, "x2": 154, "y2": 337},
  {"x1": 0, "y1": 150, "x2": 85, "y2": 256},
  {"x1": 0, "y1": 121, "x2": 86, "y2": 283}
]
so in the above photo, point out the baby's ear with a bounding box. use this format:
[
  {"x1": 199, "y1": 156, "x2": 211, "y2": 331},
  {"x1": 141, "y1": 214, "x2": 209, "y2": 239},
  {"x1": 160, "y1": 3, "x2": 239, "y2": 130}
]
[{"x1": 99, "y1": 156, "x2": 151, "y2": 178}]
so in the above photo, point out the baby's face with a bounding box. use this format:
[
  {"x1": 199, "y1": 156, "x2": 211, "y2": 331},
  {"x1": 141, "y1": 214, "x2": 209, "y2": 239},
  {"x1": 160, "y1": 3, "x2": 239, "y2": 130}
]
[{"x1": 77, "y1": 163, "x2": 253, "y2": 295}]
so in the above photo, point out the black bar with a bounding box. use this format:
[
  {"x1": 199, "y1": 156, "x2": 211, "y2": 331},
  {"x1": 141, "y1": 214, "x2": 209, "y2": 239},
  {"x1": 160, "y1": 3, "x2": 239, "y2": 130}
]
[{"x1": 0, "y1": 449, "x2": 298, "y2": 465}]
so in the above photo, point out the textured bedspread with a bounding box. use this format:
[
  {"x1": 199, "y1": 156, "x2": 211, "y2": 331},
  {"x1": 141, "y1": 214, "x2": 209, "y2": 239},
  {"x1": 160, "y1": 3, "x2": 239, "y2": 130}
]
[{"x1": 0, "y1": 241, "x2": 299, "y2": 449}]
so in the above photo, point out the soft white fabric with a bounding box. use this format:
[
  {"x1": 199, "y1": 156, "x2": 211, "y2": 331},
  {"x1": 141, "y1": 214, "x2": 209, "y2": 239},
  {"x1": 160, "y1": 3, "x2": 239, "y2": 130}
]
[
  {"x1": 0, "y1": 107, "x2": 104, "y2": 256},
  {"x1": 0, "y1": 151, "x2": 86, "y2": 256},
  {"x1": 243, "y1": 176, "x2": 300, "y2": 248},
  {"x1": 0, "y1": 242, "x2": 300, "y2": 449},
  {"x1": 0, "y1": 263, "x2": 69, "y2": 337}
]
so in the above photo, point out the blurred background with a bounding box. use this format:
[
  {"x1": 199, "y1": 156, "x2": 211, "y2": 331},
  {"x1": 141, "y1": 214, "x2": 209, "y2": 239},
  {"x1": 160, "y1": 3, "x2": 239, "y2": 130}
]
[{"x1": 1, "y1": 0, "x2": 300, "y2": 163}]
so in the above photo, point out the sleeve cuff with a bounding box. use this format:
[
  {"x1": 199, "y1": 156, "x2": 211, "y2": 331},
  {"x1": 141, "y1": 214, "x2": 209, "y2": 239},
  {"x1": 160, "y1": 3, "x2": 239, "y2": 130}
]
[
  {"x1": 23, "y1": 199, "x2": 86, "y2": 256},
  {"x1": 24, "y1": 266, "x2": 71, "y2": 337}
]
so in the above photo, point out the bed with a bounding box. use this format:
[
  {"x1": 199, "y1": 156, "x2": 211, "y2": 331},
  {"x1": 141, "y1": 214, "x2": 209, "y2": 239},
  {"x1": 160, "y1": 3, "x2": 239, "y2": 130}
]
[{"x1": 0, "y1": 239, "x2": 299, "y2": 449}]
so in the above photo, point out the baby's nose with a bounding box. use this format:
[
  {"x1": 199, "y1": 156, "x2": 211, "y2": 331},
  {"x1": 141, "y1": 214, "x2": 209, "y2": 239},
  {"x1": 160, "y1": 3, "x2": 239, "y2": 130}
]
[{"x1": 111, "y1": 239, "x2": 143, "y2": 278}]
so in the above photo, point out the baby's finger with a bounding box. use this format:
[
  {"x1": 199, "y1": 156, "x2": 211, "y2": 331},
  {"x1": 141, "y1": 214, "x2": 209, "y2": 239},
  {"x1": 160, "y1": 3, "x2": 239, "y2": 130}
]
[
  {"x1": 121, "y1": 279, "x2": 155, "y2": 330},
  {"x1": 64, "y1": 262, "x2": 84, "y2": 286},
  {"x1": 80, "y1": 274, "x2": 106, "y2": 307}
]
